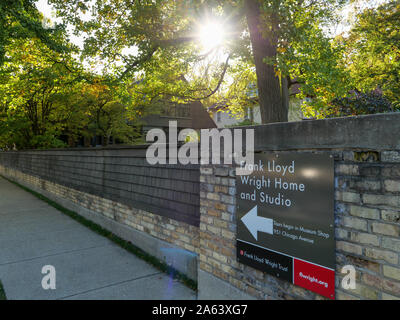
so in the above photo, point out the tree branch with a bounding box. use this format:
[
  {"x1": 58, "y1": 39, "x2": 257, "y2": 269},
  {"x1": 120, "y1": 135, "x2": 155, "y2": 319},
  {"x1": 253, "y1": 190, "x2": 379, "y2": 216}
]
[{"x1": 119, "y1": 46, "x2": 159, "y2": 80}]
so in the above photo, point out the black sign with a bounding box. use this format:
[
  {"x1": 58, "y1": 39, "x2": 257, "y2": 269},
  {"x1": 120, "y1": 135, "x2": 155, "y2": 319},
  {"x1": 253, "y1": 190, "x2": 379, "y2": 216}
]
[{"x1": 236, "y1": 152, "x2": 335, "y2": 299}]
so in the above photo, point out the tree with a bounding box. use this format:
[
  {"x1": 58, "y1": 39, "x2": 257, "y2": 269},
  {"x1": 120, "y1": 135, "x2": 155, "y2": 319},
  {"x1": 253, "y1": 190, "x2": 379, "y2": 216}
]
[
  {"x1": 344, "y1": 0, "x2": 400, "y2": 108},
  {"x1": 0, "y1": 0, "x2": 67, "y2": 66},
  {"x1": 323, "y1": 90, "x2": 395, "y2": 118},
  {"x1": 0, "y1": 36, "x2": 140, "y2": 149},
  {"x1": 0, "y1": 38, "x2": 81, "y2": 149},
  {"x1": 76, "y1": 81, "x2": 142, "y2": 146},
  {"x1": 243, "y1": 0, "x2": 289, "y2": 122},
  {"x1": 48, "y1": 0, "x2": 347, "y2": 124}
]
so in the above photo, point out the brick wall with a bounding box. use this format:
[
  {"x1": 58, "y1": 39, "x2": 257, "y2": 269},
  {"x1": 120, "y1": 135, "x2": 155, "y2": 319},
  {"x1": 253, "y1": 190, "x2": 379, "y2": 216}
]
[
  {"x1": 198, "y1": 151, "x2": 400, "y2": 299},
  {"x1": 197, "y1": 113, "x2": 400, "y2": 300},
  {"x1": 1, "y1": 113, "x2": 399, "y2": 299},
  {"x1": 0, "y1": 165, "x2": 200, "y2": 256},
  {"x1": 335, "y1": 151, "x2": 400, "y2": 300},
  {"x1": 0, "y1": 146, "x2": 201, "y2": 280}
]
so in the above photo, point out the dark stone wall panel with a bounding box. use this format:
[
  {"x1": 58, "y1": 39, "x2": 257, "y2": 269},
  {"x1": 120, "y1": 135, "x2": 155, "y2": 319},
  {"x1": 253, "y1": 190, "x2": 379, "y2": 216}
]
[{"x1": 0, "y1": 148, "x2": 200, "y2": 227}]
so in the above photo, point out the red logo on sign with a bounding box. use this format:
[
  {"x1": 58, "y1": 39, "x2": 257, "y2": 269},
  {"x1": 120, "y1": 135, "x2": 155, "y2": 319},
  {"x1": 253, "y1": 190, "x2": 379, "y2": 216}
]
[{"x1": 293, "y1": 259, "x2": 335, "y2": 299}]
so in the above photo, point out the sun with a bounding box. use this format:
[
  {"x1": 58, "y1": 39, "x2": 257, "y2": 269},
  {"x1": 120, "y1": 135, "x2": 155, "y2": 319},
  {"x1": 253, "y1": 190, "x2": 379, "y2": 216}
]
[{"x1": 198, "y1": 21, "x2": 226, "y2": 52}]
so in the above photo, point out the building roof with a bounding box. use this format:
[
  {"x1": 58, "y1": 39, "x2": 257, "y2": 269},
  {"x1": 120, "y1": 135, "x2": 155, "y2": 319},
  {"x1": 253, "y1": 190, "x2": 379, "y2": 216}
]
[{"x1": 142, "y1": 100, "x2": 217, "y2": 130}]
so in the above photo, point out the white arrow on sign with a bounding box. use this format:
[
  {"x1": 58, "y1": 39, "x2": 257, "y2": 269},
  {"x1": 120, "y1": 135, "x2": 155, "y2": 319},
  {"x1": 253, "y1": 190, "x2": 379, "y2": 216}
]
[{"x1": 241, "y1": 205, "x2": 274, "y2": 241}]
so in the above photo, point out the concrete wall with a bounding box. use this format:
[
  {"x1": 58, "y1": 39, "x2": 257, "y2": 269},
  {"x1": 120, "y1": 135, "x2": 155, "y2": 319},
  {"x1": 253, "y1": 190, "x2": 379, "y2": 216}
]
[{"x1": 1, "y1": 113, "x2": 400, "y2": 299}]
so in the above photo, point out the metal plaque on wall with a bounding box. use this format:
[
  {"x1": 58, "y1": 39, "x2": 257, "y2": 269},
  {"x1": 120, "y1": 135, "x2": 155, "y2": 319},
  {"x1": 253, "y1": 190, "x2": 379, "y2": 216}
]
[{"x1": 236, "y1": 152, "x2": 335, "y2": 299}]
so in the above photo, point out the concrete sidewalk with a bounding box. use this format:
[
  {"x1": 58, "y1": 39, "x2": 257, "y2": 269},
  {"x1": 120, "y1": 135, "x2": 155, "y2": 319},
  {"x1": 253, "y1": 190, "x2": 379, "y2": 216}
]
[{"x1": 0, "y1": 177, "x2": 196, "y2": 300}]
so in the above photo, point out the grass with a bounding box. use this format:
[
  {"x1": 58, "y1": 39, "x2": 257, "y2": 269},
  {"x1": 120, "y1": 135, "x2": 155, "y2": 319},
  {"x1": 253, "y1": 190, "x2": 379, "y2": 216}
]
[
  {"x1": 0, "y1": 281, "x2": 6, "y2": 300},
  {"x1": 1, "y1": 175, "x2": 198, "y2": 292}
]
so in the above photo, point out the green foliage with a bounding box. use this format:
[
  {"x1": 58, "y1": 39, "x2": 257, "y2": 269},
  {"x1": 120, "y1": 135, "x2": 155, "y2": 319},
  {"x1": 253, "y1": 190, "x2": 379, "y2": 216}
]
[
  {"x1": 217, "y1": 60, "x2": 258, "y2": 117},
  {"x1": 0, "y1": 280, "x2": 6, "y2": 300},
  {"x1": 0, "y1": 0, "x2": 68, "y2": 66},
  {"x1": 228, "y1": 118, "x2": 256, "y2": 127},
  {"x1": 78, "y1": 81, "x2": 142, "y2": 145},
  {"x1": 323, "y1": 91, "x2": 397, "y2": 118},
  {"x1": 0, "y1": 36, "x2": 141, "y2": 149},
  {"x1": 344, "y1": 0, "x2": 400, "y2": 108},
  {"x1": 1, "y1": 0, "x2": 399, "y2": 149},
  {"x1": 0, "y1": 37, "x2": 77, "y2": 149},
  {"x1": 47, "y1": 0, "x2": 350, "y2": 121},
  {"x1": 260, "y1": 0, "x2": 351, "y2": 108}
]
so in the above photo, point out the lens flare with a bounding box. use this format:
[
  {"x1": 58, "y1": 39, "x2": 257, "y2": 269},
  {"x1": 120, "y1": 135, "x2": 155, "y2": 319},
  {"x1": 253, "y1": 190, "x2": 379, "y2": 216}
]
[{"x1": 199, "y1": 22, "x2": 225, "y2": 51}]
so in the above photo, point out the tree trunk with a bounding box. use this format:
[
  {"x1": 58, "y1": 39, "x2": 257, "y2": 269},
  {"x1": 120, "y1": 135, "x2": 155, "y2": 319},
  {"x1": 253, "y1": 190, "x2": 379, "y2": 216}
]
[
  {"x1": 244, "y1": 0, "x2": 289, "y2": 124},
  {"x1": 83, "y1": 135, "x2": 91, "y2": 147},
  {"x1": 102, "y1": 133, "x2": 111, "y2": 146},
  {"x1": 68, "y1": 135, "x2": 75, "y2": 147}
]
